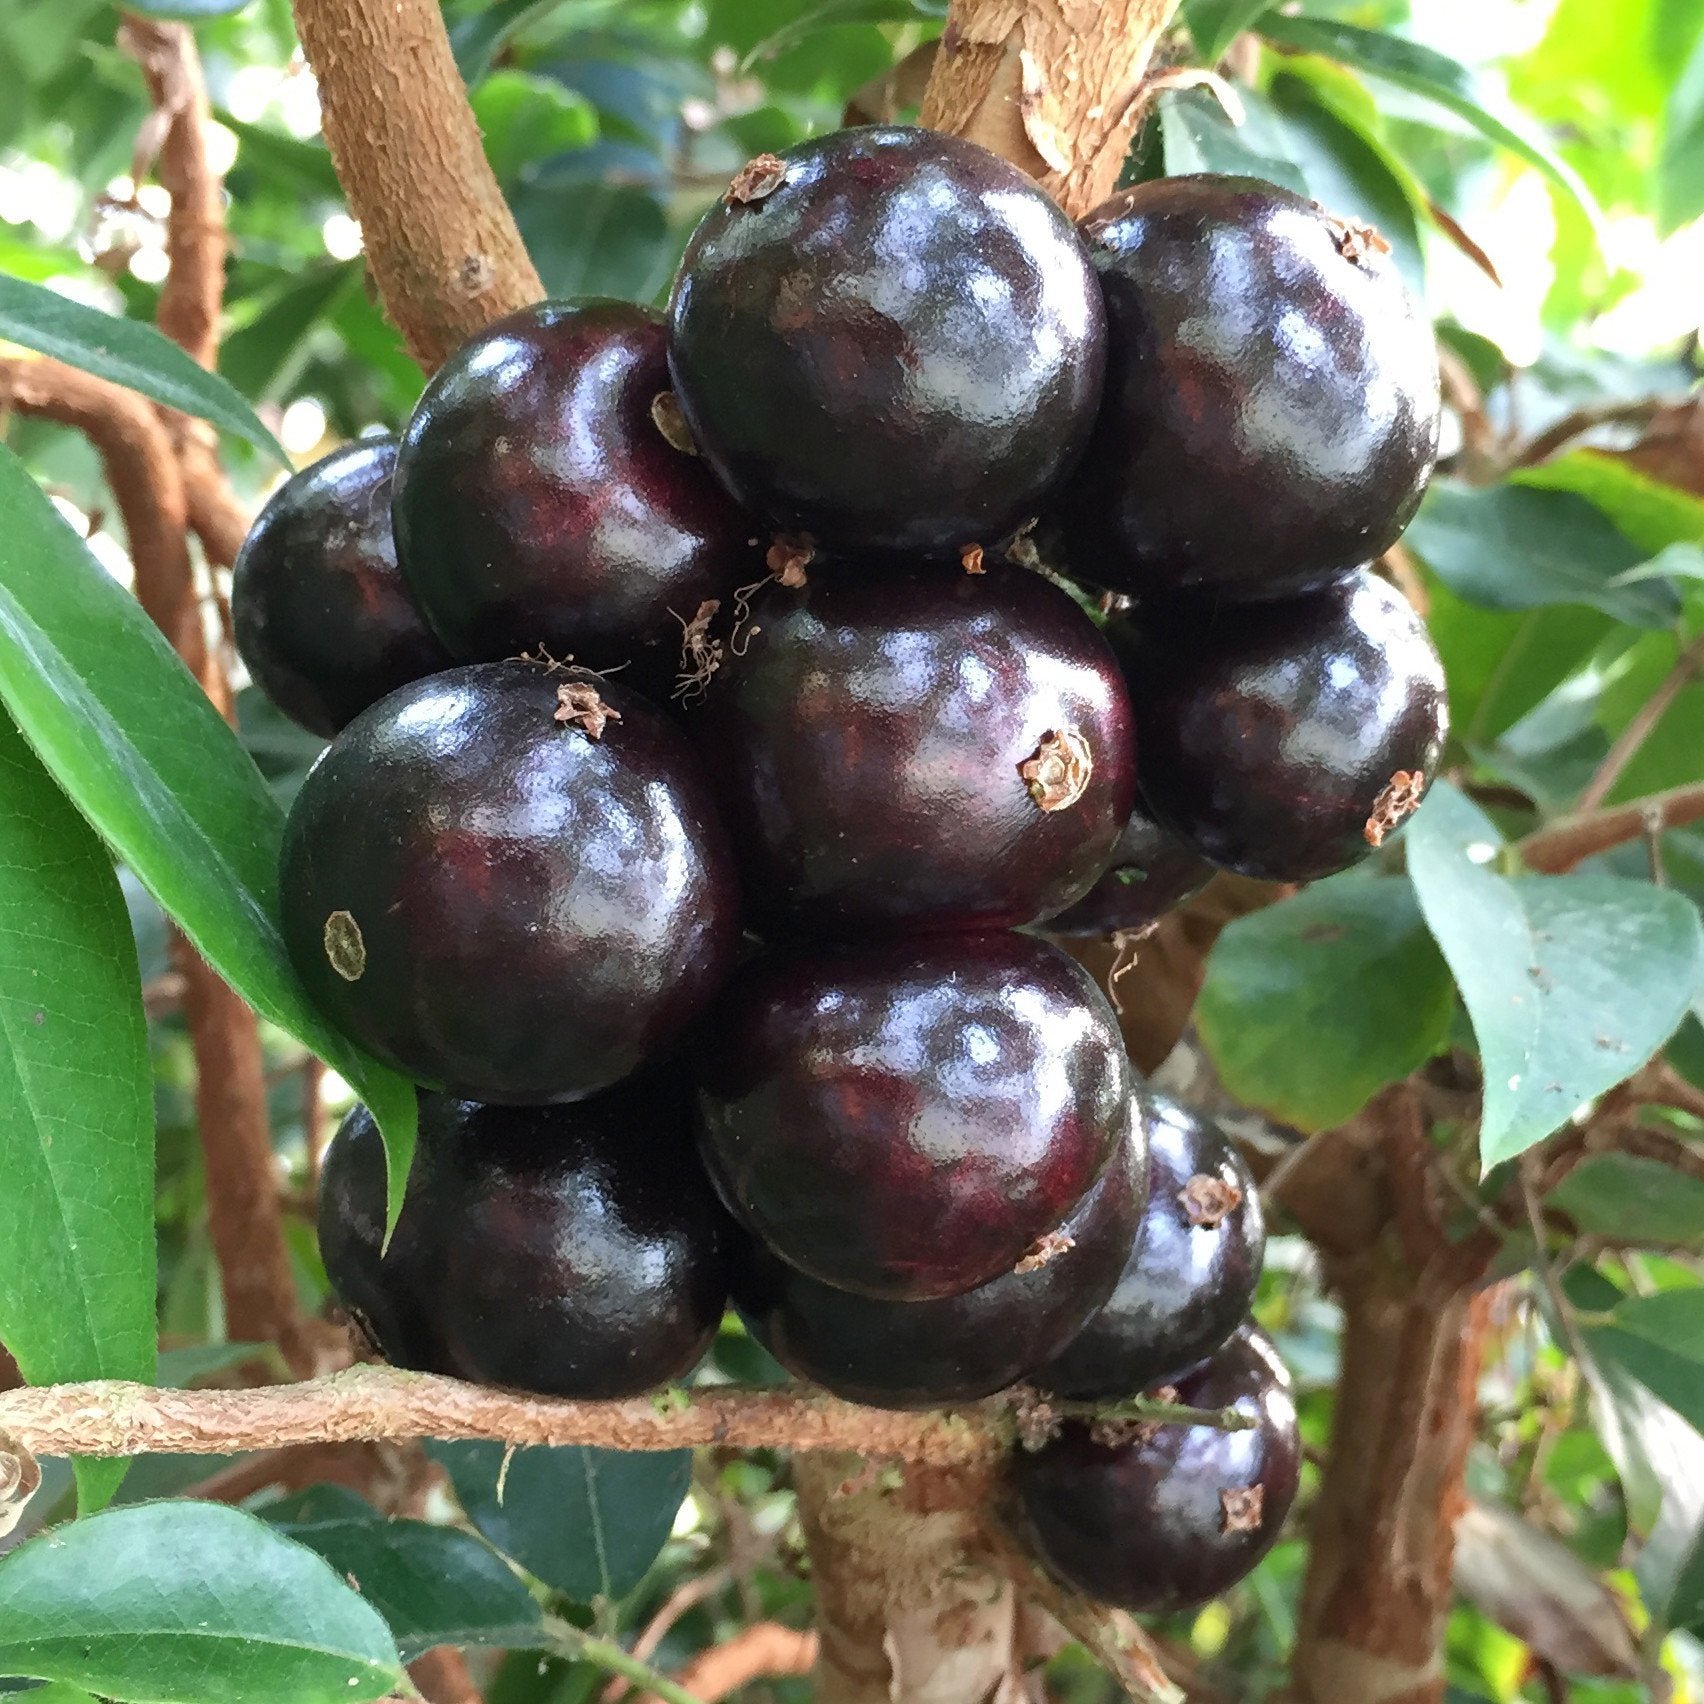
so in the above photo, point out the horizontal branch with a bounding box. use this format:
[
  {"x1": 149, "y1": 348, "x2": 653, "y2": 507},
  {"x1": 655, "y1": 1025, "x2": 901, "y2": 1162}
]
[{"x1": 1517, "y1": 781, "x2": 1704, "y2": 874}]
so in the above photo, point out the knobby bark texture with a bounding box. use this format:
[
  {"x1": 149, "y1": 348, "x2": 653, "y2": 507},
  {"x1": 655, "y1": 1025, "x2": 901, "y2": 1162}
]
[
  {"x1": 290, "y1": 0, "x2": 543, "y2": 371},
  {"x1": 917, "y1": 0, "x2": 1183, "y2": 218}
]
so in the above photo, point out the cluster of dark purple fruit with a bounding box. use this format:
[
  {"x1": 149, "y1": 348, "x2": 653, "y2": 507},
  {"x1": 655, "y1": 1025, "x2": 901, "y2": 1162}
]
[{"x1": 236, "y1": 126, "x2": 1448, "y2": 1615}]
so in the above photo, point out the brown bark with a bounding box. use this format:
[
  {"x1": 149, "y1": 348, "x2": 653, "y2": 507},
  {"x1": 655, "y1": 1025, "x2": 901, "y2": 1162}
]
[
  {"x1": 289, "y1": 0, "x2": 543, "y2": 371},
  {"x1": 1518, "y1": 780, "x2": 1704, "y2": 873},
  {"x1": 671, "y1": 1623, "x2": 819, "y2": 1701},
  {"x1": 918, "y1": 0, "x2": 1182, "y2": 218},
  {"x1": 408, "y1": 1647, "x2": 485, "y2": 1704}
]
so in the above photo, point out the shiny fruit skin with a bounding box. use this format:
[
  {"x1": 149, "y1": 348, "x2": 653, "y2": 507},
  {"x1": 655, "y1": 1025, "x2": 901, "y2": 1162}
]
[
  {"x1": 280, "y1": 661, "x2": 741, "y2": 1103},
  {"x1": 690, "y1": 558, "x2": 1135, "y2": 936},
  {"x1": 392, "y1": 301, "x2": 760, "y2": 696},
  {"x1": 667, "y1": 126, "x2": 1107, "y2": 556},
  {"x1": 1112, "y1": 570, "x2": 1447, "y2": 883},
  {"x1": 1057, "y1": 175, "x2": 1440, "y2": 602},
  {"x1": 318, "y1": 1080, "x2": 732, "y2": 1398},
  {"x1": 696, "y1": 932, "x2": 1131, "y2": 1301},
  {"x1": 1038, "y1": 1094, "x2": 1263, "y2": 1396},
  {"x1": 1040, "y1": 804, "x2": 1213, "y2": 937},
  {"x1": 232, "y1": 437, "x2": 453, "y2": 738},
  {"x1": 1015, "y1": 1325, "x2": 1301, "y2": 1612},
  {"x1": 731, "y1": 1115, "x2": 1146, "y2": 1409}
]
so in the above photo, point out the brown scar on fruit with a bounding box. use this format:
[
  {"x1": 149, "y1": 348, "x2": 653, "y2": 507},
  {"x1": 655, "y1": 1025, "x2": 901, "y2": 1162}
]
[
  {"x1": 1364, "y1": 768, "x2": 1426, "y2": 846},
  {"x1": 1010, "y1": 1386, "x2": 1061, "y2": 1451},
  {"x1": 959, "y1": 542, "x2": 986, "y2": 575},
  {"x1": 324, "y1": 909, "x2": 366, "y2": 982},
  {"x1": 765, "y1": 533, "x2": 814, "y2": 585},
  {"x1": 1179, "y1": 1173, "x2": 1242, "y2": 1229},
  {"x1": 1020, "y1": 728, "x2": 1093, "y2": 812},
  {"x1": 1330, "y1": 216, "x2": 1392, "y2": 265},
  {"x1": 672, "y1": 598, "x2": 724, "y2": 704},
  {"x1": 1220, "y1": 1484, "x2": 1265, "y2": 1533},
  {"x1": 554, "y1": 680, "x2": 622, "y2": 740},
  {"x1": 650, "y1": 391, "x2": 697, "y2": 455},
  {"x1": 1015, "y1": 1228, "x2": 1076, "y2": 1274},
  {"x1": 726, "y1": 153, "x2": 787, "y2": 205}
]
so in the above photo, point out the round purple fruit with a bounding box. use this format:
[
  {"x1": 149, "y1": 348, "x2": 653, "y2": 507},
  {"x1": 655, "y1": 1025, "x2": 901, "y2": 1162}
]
[{"x1": 1041, "y1": 804, "x2": 1213, "y2": 937}]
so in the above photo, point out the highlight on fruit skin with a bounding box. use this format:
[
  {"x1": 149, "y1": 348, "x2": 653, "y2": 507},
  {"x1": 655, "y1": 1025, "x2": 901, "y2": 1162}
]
[
  {"x1": 667, "y1": 125, "x2": 1108, "y2": 557},
  {"x1": 1054, "y1": 174, "x2": 1441, "y2": 604},
  {"x1": 1014, "y1": 1324, "x2": 1302, "y2": 1613}
]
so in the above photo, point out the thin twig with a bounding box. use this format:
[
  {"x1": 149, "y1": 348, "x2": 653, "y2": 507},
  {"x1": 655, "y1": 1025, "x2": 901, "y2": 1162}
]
[
  {"x1": 1517, "y1": 781, "x2": 1704, "y2": 873},
  {"x1": 669, "y1": 1623, "x2": 818, "y2": 1702},
  {"x1": 547, "y1": 1619, "x2": 705, "y2": 1704},
  {"x1": 1573, "y1": 631, "x2": 1704, "y2": 816},
  {"x1": 603, "y1": 1568, "x2": 733, "y2": 1703},
  {"x1": 1511, "y1": 398, "x2": 1676, "y2": 470}
]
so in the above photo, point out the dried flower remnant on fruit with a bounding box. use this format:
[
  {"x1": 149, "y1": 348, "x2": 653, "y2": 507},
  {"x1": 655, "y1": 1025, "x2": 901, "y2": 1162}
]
[
  {"x1": 1011, "y1": 1386, "x2": 1061, "y2": 1451},
  {"x1": 1006, "y1": 532, "x2": 1042, "y2": 571},
  {"x1": 1365, "y1": 768, "x2": 1426, "y2": 846},
  {"x1": 960, "y1": 542, "x2": 986, "y2": 575},
  {"x1": 674, "y1": 599, "x2": 724, "y2": 703},
  {"x1": 1220, "y1": 1484, "x2": 1265, "y2": 1533},
  {"x1": 324, "y1": 909, "x2": 366, "y2": 982},
  {"x1": 554, "y1": 680, "x2": 622, "y2": 740},
  {"x1": 1091, "y1": 1384, "x2": 1178, "y2": 1449},
  {"x1": 1330, "y1": 216, "x2": 1392, "y2": 266},
  {"x1": 1015, "y1": 1228, "x2": 1076, "y2": 1273},
  {"x1": 766, "y1": 533, "x2": 814, "y2": 586},
  {"x1": 1020, "y1": 728, "x2": 1093, "y2": 812},
  {"x1": 1179, "y1": 1173, "x2": 1242, "y2": 1229},
  {"x1": 726, "y1": 153, "x2": 787, "y2": 206},
  {"x1": 650, "y1": 391, "x2": 697, "y2": 455},
  {"x1": 0, "y1": 1430, "x2": 42, "y2": 1539}
]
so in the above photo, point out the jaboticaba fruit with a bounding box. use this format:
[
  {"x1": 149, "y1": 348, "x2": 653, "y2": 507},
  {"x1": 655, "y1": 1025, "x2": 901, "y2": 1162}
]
[
  {"x1": 280, "y1": 660, "x2": 740, "y2": 1102},
  {"x1": 1111, "y1": 570, "x2": 1447, "y2": 883},
  {"x1": 391, "y1": 300, "x2": 759, "y2": 696},
  {"x1": 695, "y1": 931, "x2": 1131, "y2": 1301},
  {"x1": 232, "y1": 436, "x2": 453, "y2": 738},
  {"x1": 1037, "y1": 1093, "x2": 1263, "y2": 1396},
  {"x1": 689, "y1": 557, "x2": 1135, "y2": 935},
  {"x1": 1040, "y1": 803, "x2": 1213, "y2": 937},
  {"x1": 730, "y1": 1109, "x2": 1146, "y2": 1410},
  {"x1": 1014, "y1": 1324, "x2": 1301, "y2": 1612},
  {"x1": 318, "y1": 1078, "x2": 732, "y2": 1398},
  {"x1": 1055, "y1": 175, "x2": 1440, "y2": 602},
  {"x1": 666, "y1": 126, "x2": 1107, "y2": 557}
]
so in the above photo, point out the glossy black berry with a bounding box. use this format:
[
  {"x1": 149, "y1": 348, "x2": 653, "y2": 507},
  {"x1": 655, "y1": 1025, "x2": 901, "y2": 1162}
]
[
  {"x1": 667, "y1": 127, "x2": 1106, "y2": 556},
  {"x1": 1015, "y1": 1325, "x2": 1300, "y2": 1612},
  {"x1": 232, "y1": 437, "x2": 453, "y2": 738},
  {"x1": 392, "y1": 301, "x2": 761, "y2": 697},
  {"x1": 689, "y1": 558, "x2": 1134, "y2": 936},
  {"x1": 318, "y1": 1079, "x2": 732, "y2": 1398},
  {"x1": 1111, "y1": 570, "x2": 1447, "y2": 883},
  {"x1": 1038, "y1": 1094, "x2": 1263, "y2": 1396},
  {"x1": 696, "y1": 932, "x2": 1131, "y2": 1301},
  {"x1": 731, "y1": 1114, "x2": 1146, "y2": 1409},
  {"x1": 1041, "y1": 804, "x2": 1214, "y2": 937},
  {"x1": 280, "y1": 661, "x2": 741, "y2": 1102},
  {"x1": 1056, "y1": 175, "x2": 1440, "y2": 602}
]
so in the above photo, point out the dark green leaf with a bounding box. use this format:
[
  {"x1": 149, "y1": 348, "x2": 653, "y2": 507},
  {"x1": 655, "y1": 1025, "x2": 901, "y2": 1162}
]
[
  {"x1": 154, "y1": 1342, "x2": 276, "y2": 1387},
  {"x1": 0, "y1": 276, "x2": 285, "y2": 466},
  {"x1": 1255, "y1": 15, "x2": 1602, "y2": 233},
  {"x1": 0, "y1": 715, "x2": 153, "y2": 1512},
  {"x1": 452, "y1": 0, "x2": 583, "y2": 86},
  {"x1": 1406, "y1": 783, "x2": 1704, "y2": 1168},
  {"x1": 1181, "y1": 0, "x2": 1272, "y2": 64},
  {"x1": 0, "y1": 1502, "x2": 405, "y2": 1703},
  {"x1": 1159, "y1": 87, "x2": 1308, "y2": 194},
  {"x1": 1405, "y1": 482, "x2": 1679, "y2": 628},
  {"x1": 264, "y1": 1485, "x2": 543, "y2": 1659},
  {"x1": 1589, "y1": 1291, "x2": 1704, "y2": 1432},
  {"x1": 1196, "y1": 870, "x2": 1454, "y2": 1131},
  {"x1": 1548, "y1": 1153, "x2": 1704, "y2": 1247},
  {"x1": 0, "y1": 448, "x2": 418, "y2": 1222},
  {"x1": 738, "y1": 0, "x2": 940, "y2": 71},
  {"x1": 1518, "y1": 452, "x2": 1704, "y2": 557},
  {"x1": 218, "y1": 114, "x2": 344, "y2": 199},
  {"x1": 220, "y1": 264, "x2": 361, "y2": 404},
  {"x1": 428, "y1": 1441, "x2": 691, "y2": 1603},
  {"x1": 471, "y1": 72, "x2": 599, "y2": 185},
  {"x1": 514, "y1": 183, "x2": 671, "y2": 305}
]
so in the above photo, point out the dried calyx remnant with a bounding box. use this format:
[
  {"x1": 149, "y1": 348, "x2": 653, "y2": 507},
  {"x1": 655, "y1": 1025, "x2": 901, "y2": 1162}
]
[
  {"x1": 1329, "y1": 215, "x2": 1392, "y2": 265},
  {"x1": 1364, "y1": 768, "x2": 1425, "y2": 846},
  {"x1": 1179, "y1": 1174, "x2": 1242, "y2": 1229},
  {"x1": 1020, "y1": 728, "x2": 1093, "y2": 811},
  {"x1": 1015, "y1": 1228, "x2": 1076, "y2": 1273},
  {"x1": 1220, "y1": 1484, "x2": 1265, "y2": 1533},
  {"x1": 650, "y1": 391, "x2": 697, "y2": 455},
  {"x1": 765, "y1": 534, "x2": 814, "y2": 585},
  {"x1": 726, "y1": 153, "x2": 787, "y2": 206},
  {"x1": 324, "y1": 909, "x2": 366, "y2": 981},
  {"x1": 554, "y1": 680, "x2": 621, "y2": 740}
]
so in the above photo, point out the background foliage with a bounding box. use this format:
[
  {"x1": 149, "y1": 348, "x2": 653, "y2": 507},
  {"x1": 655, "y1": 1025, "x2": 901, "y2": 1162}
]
[{"x1": 1, "y1": 0, "x2": 1703, "y2": 1700}]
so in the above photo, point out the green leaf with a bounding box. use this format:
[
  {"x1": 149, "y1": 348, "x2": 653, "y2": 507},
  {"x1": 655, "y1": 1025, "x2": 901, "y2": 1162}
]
[
  {"x1": 0, "y1": 713, "x2": 153, "y2": 1513},
  {"x1": 0, "y1": 1502, "x2": 405, "y2": 1703},
  {"x1": 1255, "y1": 14, "x2": 1603, "y2": 237},
  {"x1": 1406, "y1": 783, "x2": 1704, "y2": 1169},
  {"x1": 1182, "y1": 0, "x2": 1271, "y2": 64},
  {"x1": 154, "y1": 1342, "x2": 276, "y2": 1387},
  {"x1": 1519, "y1": 453, "x2": 1704, "y2": 558},
  {"x1": 0, "y1": 276, "x2": 286, "y2": 466},
  {"x1": 738, "y1": 0, "x2": 940, "y2": 71},
  {"x1": 1658, "y1": 27, "x2": 1704, "y2": 232},
  {"x1": 0, "y1": 447, "x2": 418, "y2": 1223},
  {"x1": 264, "y1": 1485, "x2": 543, "y2": 1659},
  {"x1": 514, "y1": 183, "x2": 671, "y2": 305},
  {"x1": 1547, "y1": 1153, "x2": 1704, "y2": 1248},
  {"x1": 452, "y1": 0, "x2": 614, "y2": 87},
  {"x1": 1406, "y1": 483, "x2": 1680, "y2": 628},
  {"x1": 1588, "y1": 1289, "x2": 1704, "y2": 1433},
  {"x1": 220, "y1": 264, "x2": 361, "y2": 404},
  {"x1": 1196, "y1": 870, "x2": 1454, "y2": 1131},
  {"x1": 122, "y1": 0, "x2": 253, "y2": 14},
  {"x1": 218, "y1": 114, "x2": 344, "y2": 200},
  {"x1": 471, "y1": 72, "x2": 599, "y2": 185},
  {"x1": 428, "y1": 1441, "x2": 691, "y2": 1604},
  {"x1": 1159, "y1": 87, "x2": 1308, "y2": 195}
]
